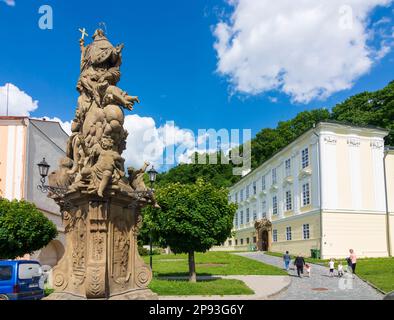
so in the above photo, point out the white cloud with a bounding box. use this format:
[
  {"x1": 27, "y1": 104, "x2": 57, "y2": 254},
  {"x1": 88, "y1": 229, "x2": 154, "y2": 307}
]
[
  {"x1": 0, "y1": 83, "x2": 38, "y2": 116},
  {"x1": 123, "y1": 115, "x2": 197, "y2": 170},
  {"x1": 214, "y1": 0, "x2": 393, "y2": 103},
  {"x1": 2, "y1": 0, "x2": 15, "y2": 6}
]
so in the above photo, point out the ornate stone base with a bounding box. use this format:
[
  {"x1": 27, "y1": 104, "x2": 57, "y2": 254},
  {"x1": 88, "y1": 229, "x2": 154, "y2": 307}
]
[
  {"x1": 44, "y1": 289, "x2": 158, "y2": 301},
  {"x1": 49, "y1": 191, "x2": 154, "y2": 300}
]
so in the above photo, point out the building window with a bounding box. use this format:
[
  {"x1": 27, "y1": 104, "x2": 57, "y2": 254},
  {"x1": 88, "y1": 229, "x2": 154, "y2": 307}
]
[
  {"x1": 303, "y1": 224, "x2": 310, "y2": 240},
  {"x1": 240, "y1": 189, "x2": 244, "y2": 202},
  {"x1": 286, "y1": 227, "x2": 292, "y2": 241},
  {"x1": 273, "y1": 230, "x2": 278, "y2": 242},
  {"x1": 272, "y1": 168, "x2": 277, "y2": 185},
  {"x1": 285, "y1": 158, "x2": 291, "y2": 177},
  {"x1": 235, "y1": 192, "x2": 238, "y2": 204},
  {"x1": 302, "y1": 148, "x2": 309, "y2": 169},
  {"x1": 228, "y1": 240, "x2": 232, "y2": 246},
  {"x1": 240, "y1": 211, "x2": 244, "y2": 225},
  {"x1": 253, "y1": 236, "x2": 257, "y2": 244},
  {"x1": 262, "y1": 175, "x2": 266, "y2": 190},
  {"x1": 253, "y1": 181, "x2": 257, "y2": 195},
  {"x1": 234, "y1": 213, "x2": 238, "y2": 228},
  {"x1": 246, "y1": 208, "x2": 250, "y2": 223},
  {"x1": 246, "y1": 238, "x2": 250, "y2": 244},
  {"x1": 235, "y1": 239, "x2": 238, "y2": 246},
  {"x1": 262, "y1": 200, "x2": 267, "y2": 218},
  {"x1": 302, "y1": 183, "x2": 311, "y2": 206},
  {"x1": 246, "y1": 185, "x2": 250, "y2": 199},
  {"x1": 285, "y1": 190, "x2": 292, "y2": 211},
  {"x1": 241, "y1": 239, "x2": 244, "y2": 245},
  {"x1": 253, "y1": 209, "x2": 257, "y2": 221},
  {"x1": 273, "y1": 196, "x2": 278, "y2": 215}
]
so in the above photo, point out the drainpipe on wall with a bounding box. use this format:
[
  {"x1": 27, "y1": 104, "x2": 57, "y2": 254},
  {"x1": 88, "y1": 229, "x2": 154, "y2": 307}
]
[
  {"x1": 383, "y1": 148, "x2": 392, "y2": 257},
  {"x1": 313, "y1": 125, "x2": 324, "y2": 259}
]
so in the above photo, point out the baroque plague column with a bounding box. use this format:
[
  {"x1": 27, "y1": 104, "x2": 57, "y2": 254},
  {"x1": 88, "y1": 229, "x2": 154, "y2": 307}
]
[{"x1": 45, "y1": 29, "x2": 158, "y2": 300}]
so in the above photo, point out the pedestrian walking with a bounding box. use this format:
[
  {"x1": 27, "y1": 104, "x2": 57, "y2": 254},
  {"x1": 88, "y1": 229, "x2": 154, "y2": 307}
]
[
  {"x1": 283, "y1": 251, "x2": 291, "y2": 271},
  {"x1": 294, "y1": 254, "x2": 305, "y2": 277},
  {"x1": 338, "y1": 262, "x2": 344, "y2": 277},
  {"x1": 329, "y1": 258, "x2": 335, "y2": 277},
  {"x1": 349, "y1": 249, "x2": 357, "y2": 278},
  {"x1": 305, "y1": 263, "x2": 311, "y2": 277}
]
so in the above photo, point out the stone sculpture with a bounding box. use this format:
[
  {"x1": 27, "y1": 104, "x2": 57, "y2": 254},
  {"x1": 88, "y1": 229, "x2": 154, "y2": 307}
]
[{"x1": 45, "y1": 29, "x2": 158, "y2": 300}]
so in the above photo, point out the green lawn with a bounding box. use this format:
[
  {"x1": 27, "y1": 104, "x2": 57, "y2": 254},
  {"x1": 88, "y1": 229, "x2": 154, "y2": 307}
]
[
  {"x1": 144, "y1": 251, "x2": 287, "y2": 277},
  {"x1": 148, "y1": 278, "x2": 254, "y2": 296},
  {"x1": 355, "y1": 258, "x2": 394, "y2": 293},
  {"x1": 266, "y1": 251, "x2": 394, "y2": 293}
]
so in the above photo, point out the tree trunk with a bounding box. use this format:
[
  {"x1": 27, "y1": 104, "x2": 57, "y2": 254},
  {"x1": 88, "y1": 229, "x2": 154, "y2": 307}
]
[{"x1": 188, "y1": 251, "x2": 197, "y2": 283}]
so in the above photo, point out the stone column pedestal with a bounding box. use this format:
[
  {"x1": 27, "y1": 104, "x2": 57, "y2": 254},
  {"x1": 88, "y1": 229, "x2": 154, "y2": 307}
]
[{"x1": 45, "y1": 191, "x2": 158, "y2": 300}]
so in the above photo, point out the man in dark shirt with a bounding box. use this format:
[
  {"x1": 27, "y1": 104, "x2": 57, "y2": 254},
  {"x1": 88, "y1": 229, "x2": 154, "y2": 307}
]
[{"x1": 294, "y1": 254, "x2": 306, "y2": 277}]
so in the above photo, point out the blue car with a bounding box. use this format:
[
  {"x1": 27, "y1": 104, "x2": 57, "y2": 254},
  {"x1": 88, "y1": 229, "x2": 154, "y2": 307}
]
[{"x1": 0, "y1": 260, "x2": 45, "y2": 301}]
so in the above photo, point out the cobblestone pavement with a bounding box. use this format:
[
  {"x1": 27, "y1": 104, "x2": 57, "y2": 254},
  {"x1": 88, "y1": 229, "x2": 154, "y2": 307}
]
[{"x1": 237, "y1": 252, "x2": 383, "y2": 300}]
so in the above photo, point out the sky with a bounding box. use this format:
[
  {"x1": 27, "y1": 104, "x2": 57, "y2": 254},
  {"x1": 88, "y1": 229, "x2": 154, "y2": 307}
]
[{"x1": 0, "y1": 0, "x2": 393, "y2": 170}]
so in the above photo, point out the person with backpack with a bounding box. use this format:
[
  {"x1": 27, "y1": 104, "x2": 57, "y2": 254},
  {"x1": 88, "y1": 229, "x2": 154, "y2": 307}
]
[{"x1": 294, "y1": 254, "x2": 306, "y2": 277}]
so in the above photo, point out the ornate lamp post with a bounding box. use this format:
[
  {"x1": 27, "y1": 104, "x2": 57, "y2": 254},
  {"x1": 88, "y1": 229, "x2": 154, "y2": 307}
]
[
  {"x1": 146, "y1": 166, "x2": 158, "y2": 269},
  {"x1": 37, "y1": 158, "x2": 68, "y2": 200}
]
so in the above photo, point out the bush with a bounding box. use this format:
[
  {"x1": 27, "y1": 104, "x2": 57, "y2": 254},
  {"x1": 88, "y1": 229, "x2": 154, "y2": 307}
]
[{"x1": 0, "y1": 199, "x2": 58, "y2": 259}]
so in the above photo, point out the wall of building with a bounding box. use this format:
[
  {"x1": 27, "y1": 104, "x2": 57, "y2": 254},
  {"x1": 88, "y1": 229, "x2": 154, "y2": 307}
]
[
  {"x1": 384, "y1": 151, "x2": 394, "y2": 256},
  {"x1": 270, "y1": 211, "x2": 321, "y2": 257},
  {"x1": 321, "y1": 211, "x2": 389, "y2": 258},
  {"x1": 0, "y1": 118, "x2": 27, "y2": 200}
]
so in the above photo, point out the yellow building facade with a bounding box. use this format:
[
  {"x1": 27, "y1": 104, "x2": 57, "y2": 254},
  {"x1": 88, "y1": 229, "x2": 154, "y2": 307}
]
[{"x1": 220, "y1": 122, "x2": 393, "y2": 259}]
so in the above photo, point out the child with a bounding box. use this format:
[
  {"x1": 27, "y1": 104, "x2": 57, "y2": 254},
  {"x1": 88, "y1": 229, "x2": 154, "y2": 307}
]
[
  {"x1": 338, "y1": 262, "x2": 344, "y2": 277},
  {"x1": 329, "y1": 258, "x2": 335, "y2": 277},
  {"x1": 305, "y1": 263, "x2": 311, "y2": 277}
]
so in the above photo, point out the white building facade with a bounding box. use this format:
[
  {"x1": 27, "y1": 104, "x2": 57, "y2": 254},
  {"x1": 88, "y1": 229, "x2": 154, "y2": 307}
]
[{"x1": 222, "y1": 122, "x2": 394, "y2": 259}]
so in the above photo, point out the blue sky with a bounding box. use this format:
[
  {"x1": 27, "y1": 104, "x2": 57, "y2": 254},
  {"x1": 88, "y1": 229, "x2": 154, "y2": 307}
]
[{"x1": 0, "y1": 0, "x2": 393, "y2": 169}]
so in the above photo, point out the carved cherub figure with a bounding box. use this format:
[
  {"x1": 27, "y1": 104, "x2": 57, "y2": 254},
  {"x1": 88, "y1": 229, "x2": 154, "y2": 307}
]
[
  {"x1": 88, "y1": 136, "x2": 125, "y2": 197},
  {"x1": 128, "y1": 162, "x2": 160, "y2": 208}
]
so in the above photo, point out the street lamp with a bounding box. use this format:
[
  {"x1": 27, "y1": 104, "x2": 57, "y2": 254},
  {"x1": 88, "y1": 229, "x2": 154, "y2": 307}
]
[
  {"x1": 37, "y1": 158, "x2": 68, "y2": 198},
  {"x1": 147, "y1": 166, "x2": 158, "y2": 269},
  {"x1": 147, "y1": 166, "x2": 158, "y2": 189}
]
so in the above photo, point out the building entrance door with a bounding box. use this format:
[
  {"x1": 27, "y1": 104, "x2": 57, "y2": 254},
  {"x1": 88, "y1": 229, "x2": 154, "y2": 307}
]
[{"x1": 261, "y1": 230, "x2": 269, "y2": 251}]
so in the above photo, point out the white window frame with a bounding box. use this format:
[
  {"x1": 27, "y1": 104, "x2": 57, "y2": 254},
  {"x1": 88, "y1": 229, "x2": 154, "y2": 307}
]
[
  {"x1": 273, "y1": 230, "x2": 278, "y2": 242},
  {"x1": 302, "y1": 147, "x2": 309, "y2": 169},
  {"x1": 285, "y1": 158, "x2": 291, "y2": 177},
  {"x1": 286, "y1": 226, "x2": 292, "y2": 241},
  {"x1": 272, "y1": 168, "x2": 277, "y2": 185},
  {"x1": 262, "y1": 200, "x2": 267, "y2": 219},
  {"x1": 272, "y1": 196, "x2": 278, "y2": 215},
  {"x1": 262, "y1": 175, "x2": 266, "y2": 190},
  {"x1": 285, "y1": 190, "x2": 292, "y2": 211},
  {"x1": 302, "y1": 182, "x2": 311, "y2": 207},
  {"x1": 303, "y1": 224, "x2": 310, "y2": 240}
]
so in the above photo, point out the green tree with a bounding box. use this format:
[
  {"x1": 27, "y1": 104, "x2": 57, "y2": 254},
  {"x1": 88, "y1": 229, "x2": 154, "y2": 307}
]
[
  {"x1": 331, "y1": 80, "x2": 394, "y2": 144},
  {"x1": 0, "y1": 199, "x2": 58, "y2": 259},
  {"x1": 144, "y1": 179, "x2": 237, "y2": 282}
]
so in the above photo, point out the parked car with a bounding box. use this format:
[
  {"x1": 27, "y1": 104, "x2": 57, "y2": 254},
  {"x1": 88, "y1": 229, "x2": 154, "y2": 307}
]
[{"x1": 0, "y1": 260, "x2": 45, "y2": 301}]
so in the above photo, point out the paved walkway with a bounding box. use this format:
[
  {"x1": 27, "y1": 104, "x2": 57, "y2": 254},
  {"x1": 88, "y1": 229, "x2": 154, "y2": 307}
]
[
  {"x1": 159, "y1": 275, "x2": 290, "y2": 300},
  {"x1": 237, "y1": 252, "x2": 384, "y2": 300}
]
